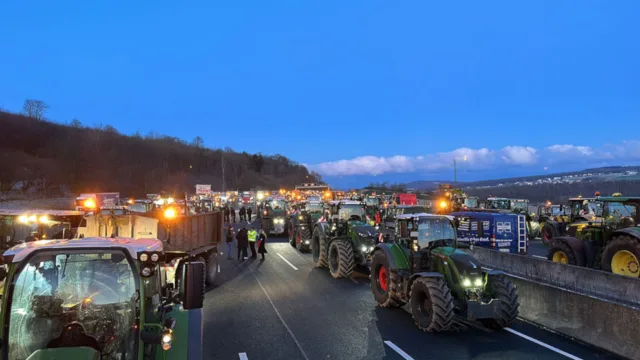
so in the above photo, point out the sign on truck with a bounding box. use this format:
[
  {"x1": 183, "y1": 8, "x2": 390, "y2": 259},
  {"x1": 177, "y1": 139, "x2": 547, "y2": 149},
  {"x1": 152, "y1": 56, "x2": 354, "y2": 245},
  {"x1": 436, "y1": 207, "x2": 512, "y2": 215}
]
[{"x1": 195, "y1": 184, "x2": 212, "y2": 195}]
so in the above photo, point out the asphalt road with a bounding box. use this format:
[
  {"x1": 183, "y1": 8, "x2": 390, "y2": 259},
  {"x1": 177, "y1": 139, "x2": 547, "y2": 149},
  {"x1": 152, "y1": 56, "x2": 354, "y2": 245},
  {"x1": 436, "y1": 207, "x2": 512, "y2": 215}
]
[{"x1": 200, "y1": 217, "x2": 618, "y2": 360}]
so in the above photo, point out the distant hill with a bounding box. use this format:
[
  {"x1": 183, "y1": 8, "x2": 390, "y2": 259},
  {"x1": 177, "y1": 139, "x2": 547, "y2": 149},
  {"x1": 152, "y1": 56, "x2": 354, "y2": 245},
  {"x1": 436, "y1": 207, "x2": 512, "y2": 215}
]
[
  {"x1": 404, "y1": 180, "x2": 464, "y2": 190},
  {"x1": 407, "y1": 166, "x2": 640, "y2": 203},
  {"x1": 0, "y1": 111, "x2": 320, "y2": 196}
]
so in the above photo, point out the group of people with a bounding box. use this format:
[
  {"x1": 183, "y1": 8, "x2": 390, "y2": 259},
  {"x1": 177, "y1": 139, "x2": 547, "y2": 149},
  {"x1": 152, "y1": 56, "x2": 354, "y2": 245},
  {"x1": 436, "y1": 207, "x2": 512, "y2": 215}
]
[
  {"x1": 223, "y1": 205, "x2": 253, "y2": 223},
  {"x1": 226, "y1": 225, "x2": 267, "y2": 260}
]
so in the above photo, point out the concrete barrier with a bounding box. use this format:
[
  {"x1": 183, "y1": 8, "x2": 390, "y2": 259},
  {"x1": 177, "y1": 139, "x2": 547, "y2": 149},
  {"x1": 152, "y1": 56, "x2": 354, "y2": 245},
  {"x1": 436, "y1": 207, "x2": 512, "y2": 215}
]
[{"x1": 468, "y1": 247, "x2": 640, "y2": 359}]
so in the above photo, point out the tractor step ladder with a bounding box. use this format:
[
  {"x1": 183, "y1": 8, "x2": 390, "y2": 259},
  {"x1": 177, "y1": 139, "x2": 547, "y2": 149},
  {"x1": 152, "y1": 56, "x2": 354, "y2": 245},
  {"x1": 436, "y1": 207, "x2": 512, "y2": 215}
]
[{"x1": 517, "y1": 215, "x2": 527, "y2": 253}]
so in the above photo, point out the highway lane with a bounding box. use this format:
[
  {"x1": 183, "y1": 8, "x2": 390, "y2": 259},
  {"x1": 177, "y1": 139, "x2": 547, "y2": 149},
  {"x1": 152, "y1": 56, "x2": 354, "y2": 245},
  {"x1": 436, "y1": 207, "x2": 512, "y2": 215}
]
[{"x1": 202, "y1": 221, "x2": 617, "y2": 360}]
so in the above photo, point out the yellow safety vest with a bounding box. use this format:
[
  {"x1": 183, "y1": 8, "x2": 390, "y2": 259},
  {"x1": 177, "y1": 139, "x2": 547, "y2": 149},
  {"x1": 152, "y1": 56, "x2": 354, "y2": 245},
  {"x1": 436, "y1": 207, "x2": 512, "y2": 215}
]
[{"x1": 248, "y1": 230, "x2": 257, "y2": 242}]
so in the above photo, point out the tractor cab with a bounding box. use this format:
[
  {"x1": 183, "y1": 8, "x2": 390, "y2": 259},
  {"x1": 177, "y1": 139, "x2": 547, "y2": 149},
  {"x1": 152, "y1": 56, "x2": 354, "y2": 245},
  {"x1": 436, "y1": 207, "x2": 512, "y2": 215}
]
[
  {"x1": 394, "y1": 213, "x2": 458, "y2": 252},
  {"x1": 485, "y1": 197, "x2": 511, "y2": 210},
  {"x1": 0, "y1": 237, "x2": 205, "y2": 360}
]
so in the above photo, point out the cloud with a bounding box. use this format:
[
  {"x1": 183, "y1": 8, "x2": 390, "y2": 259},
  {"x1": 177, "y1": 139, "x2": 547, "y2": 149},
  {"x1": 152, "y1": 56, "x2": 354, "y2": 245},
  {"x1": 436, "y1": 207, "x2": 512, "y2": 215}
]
[{"x1": 307, "y1": 141, "x2": 640, "y2": 176}]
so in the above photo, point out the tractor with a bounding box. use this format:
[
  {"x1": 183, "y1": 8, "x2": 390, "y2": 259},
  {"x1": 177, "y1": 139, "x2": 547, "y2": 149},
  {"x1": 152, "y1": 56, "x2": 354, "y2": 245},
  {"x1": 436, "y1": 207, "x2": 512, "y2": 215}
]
[
  {"x1": 539, "y1": 197, "x2": 600, "y2": 245},
  {"x1": 0, "y1": 237, "x2": 205, "y2": 359},
  {"x1": 289, "y1": 200, "x2": 324, "y2": 252},
  {"x1": 547, "y1": 195, "x2": 640, "y2": 278},
  {"x1": 311, "y1": 200, "x2": 381, "y2": 278},
  {"x1": 370, "y1": 213, "x2": 519, "y2": 332},
  {"x1": 363, "y1": 196, "x2": 382, "y2": 226},
  {"x1": 260, "y1": 197, "x2": 289, "y2": 236}
]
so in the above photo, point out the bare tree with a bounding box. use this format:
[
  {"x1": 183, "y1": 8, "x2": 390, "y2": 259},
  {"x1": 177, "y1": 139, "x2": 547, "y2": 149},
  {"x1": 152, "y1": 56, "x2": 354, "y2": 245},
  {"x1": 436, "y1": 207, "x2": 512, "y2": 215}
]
[
  {"x1": 192, "y1": 136, "x2": 204, "y2": 148},
  {"x1": 70, "y1": 118, "x2": 82, "y2": 128},
  {"x1": 22, "y1": 99, "x2": 49, "y2": 120}
]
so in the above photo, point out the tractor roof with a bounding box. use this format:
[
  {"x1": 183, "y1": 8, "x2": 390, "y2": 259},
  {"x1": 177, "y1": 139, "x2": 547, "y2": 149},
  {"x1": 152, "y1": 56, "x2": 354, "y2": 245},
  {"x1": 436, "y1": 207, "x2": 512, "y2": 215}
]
[
  {"x1": 396, "y1": 213, "x2": 454, "y2": 221},
  {"x1": 487, "y1": 197, "x2": 509, "y2": 200},
  {"x1": 3, "y1": 237, "x2": 163, "y2": 263},
  {"x1": 329, "y1": 200, "x2": 361, "y2": 205},
  {"x1": 568, "y1": 197, "x2": 595, "y2": 201},
  {"x1": 597, "y1": 196, "x2": 640, "y2": 202}
]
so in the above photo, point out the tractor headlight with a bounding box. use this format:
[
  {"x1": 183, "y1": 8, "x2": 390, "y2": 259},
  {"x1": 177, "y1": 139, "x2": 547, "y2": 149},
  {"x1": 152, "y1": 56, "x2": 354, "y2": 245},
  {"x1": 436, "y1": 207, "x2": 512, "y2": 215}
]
[
  {"x1": 361, "y1": 245, "x2": 368, "y2": 252},
  {"x1": 474, "y1": 278, "x2": 483, "y2": 287},
  {"x1": 161, "y1": 330, "x2": 172, "y2": 351},
  {"x1": 151, "y1": 253, "x2": 159, "y2": 262},
  {"x1": 304, "y1": 240, "x2": 310, "y2": 244},
  {"x1": 139, "y1": 253, "x2": 149, "y2": 262},
  {"x1": 462, "y1": 278, "x2": 472, "y2": 287},
  {"x1": 298, "y1": 215, "x2": 304, "y2": 220}
]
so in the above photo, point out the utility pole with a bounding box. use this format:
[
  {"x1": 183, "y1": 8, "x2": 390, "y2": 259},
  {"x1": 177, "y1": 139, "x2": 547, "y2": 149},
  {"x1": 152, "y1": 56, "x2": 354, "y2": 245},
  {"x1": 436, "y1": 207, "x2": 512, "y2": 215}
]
[
  {"x1": 221, "y1": 154, "x2": 226, "y2": 193},
  {"x1": 453, "y1": 159, "x2": 457, "y2": 184}
]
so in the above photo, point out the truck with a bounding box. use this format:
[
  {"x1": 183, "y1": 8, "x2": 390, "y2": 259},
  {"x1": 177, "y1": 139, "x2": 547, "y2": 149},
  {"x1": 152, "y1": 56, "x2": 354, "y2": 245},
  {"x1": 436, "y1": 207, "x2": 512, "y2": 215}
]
[
  {"x1": 0, "y1": 237, "x2": 206, "y2": 359},
  {"x1": 451, "y1": 211, "x2": 528, "y2": 254},
  {"x1": 74, "y1": 192, "x2": 121, "y2": 213}
]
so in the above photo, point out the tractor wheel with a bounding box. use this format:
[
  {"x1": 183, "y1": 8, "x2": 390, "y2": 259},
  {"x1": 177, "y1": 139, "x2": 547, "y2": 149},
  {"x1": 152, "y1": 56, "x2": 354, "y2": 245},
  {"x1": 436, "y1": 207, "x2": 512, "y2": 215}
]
[
  {"x1": 205, "y1": 251, "x2": 218, "y2": 286},
  {"x1": 370, "y1": 251, "x2": 404, "y2": 307},
  {"x1": 297, "y1": 227, "x2": 312, "y2": 253},
  {"x1": 312, "y1": 227, "x2": 327, "y2": 268},
  {"x1": 547, "y1": 241, "x2": 577, "y2": 265},
  {"x1": 481, "y1": 275, "x2": 519, "y2": 329},
  {"x1": 328, "y1": 239, "x2": 355, "y2": 279},
  {"x1": 288, "y1": 222, "x2": 295, "y2": 245},
  {"x1": 409, "y1": 277, "x2": 454, "y2": 332},
  {"x1": 541, "y1": 222, "x2": 557, "y2": 246},
  {"x1": 600, "y1": 236, "x2": 640, "y2": 278}
]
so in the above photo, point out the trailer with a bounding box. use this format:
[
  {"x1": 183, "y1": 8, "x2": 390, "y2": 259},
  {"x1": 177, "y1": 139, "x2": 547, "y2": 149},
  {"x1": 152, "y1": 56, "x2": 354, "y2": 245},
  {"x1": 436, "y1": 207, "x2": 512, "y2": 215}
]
[{"x1": 451, "y1": 211, "x2": 528, "y2": 254}]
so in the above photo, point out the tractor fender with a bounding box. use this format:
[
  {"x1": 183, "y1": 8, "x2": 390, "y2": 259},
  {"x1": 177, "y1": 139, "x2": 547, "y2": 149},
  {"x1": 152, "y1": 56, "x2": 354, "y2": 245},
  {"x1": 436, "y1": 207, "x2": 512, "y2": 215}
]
[
  {"x1": 314, "y1": 221, "x2": 330, "y2": 236},
  {"x1": 612, "y1": 227, "x2": 640, "y2": 240},
  {"x1": 373, "y1": 244, "x2": 398, "y2": 270},
  {"x1": 482, "y1": 269, "x2": 505, "y2": 276},
  {"x1": 552, "y1": 236, "x2": 586, "y2": 266}
]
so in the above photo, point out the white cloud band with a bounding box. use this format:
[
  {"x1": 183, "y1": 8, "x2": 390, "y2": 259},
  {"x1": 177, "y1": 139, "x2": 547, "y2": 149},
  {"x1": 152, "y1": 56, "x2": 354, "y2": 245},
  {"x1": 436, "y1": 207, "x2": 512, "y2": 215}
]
[{"x1": 308, "y1": 141, "x2": 640, "y2": 176}]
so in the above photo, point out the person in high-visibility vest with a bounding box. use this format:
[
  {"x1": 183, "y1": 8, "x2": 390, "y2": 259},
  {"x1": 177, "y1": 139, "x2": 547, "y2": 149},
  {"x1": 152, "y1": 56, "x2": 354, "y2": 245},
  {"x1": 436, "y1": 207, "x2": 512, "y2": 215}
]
[{"x1": 248, "y1": 227, "x2": 258, "y2": 258}]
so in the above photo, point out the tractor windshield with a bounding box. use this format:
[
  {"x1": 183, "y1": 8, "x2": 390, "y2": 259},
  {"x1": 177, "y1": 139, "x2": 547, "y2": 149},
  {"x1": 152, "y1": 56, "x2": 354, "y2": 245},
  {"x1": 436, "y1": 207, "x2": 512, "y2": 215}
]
[
  {"x1": 487, "y1": 199, "x2": 510, "y2": 210},
  {"x1": 364, "y1": 198, "x2": 379, "y2": 206},
  {"x1": 511, "y1": 200, "x2": 528, "y2": 211},
  {"x1": 6, "y1": 250, "x2": 138, "y2": 360},
  {"x1": 464, "y1": 197, "x2": 479, "y2": 208},
  {"x1": 416, "y1": 217, "x2": 456, "y2": 247},
  {"x1": 269, "y1": 199, "x2": 285, "y2": 209},
  {"x1": 604, "y1": 202, "x2": 638, "y2": 227},
  {"x1": 338, "y1": 205, "x2": 366, "y2": 222},
  {"x1": 307, "y1": 203, "x2": 323, "y2": 213}
]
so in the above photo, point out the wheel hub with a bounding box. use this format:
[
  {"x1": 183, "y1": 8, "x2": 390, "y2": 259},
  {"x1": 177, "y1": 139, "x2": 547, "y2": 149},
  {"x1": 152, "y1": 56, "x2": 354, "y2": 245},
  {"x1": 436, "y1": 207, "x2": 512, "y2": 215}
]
[
  {"x1": 611, "y1": 250, "x2": 639, "y2": 278},
  {"x1": 378, "y1": 266, "x2": 388, "y2": 292},
  {"x1": 552, "y1": 251, "x2": 568, "y2": 264}
]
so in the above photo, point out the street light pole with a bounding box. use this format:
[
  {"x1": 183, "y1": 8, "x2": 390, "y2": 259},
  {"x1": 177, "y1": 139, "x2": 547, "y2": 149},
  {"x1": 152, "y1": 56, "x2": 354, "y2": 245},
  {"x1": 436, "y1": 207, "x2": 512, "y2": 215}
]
[{"x1": 454, "y1": 159, "x2": 457, "y2": 184}]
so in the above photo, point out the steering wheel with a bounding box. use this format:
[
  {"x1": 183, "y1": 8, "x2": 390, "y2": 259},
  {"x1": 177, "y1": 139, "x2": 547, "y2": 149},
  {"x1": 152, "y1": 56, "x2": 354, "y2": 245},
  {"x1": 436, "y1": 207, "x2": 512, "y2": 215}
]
[{"x1": 46, "y1": 322, "x2": 100, "y2": 352}]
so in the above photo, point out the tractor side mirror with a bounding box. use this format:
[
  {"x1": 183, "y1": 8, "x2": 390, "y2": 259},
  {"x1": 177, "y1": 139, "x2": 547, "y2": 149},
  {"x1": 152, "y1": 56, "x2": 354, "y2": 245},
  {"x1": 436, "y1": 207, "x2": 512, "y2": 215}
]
[{"x1": 179, "y1": 261, "x2": 205, "y2": 310}]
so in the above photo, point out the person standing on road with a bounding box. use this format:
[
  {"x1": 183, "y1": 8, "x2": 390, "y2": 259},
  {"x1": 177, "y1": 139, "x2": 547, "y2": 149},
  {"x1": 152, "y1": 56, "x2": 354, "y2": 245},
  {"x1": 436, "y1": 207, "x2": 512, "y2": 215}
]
[
  {"x1": 230, "y1": 205, "x2": 236, "y2": 223},
  {"x1": 248, "y1": 227, "x2": 258, "y2": 259},
  {"x1": 236, "y1": 227, "x2": 248, "y2": 260},
  {"x1": 226, "y1": 225, "x2": 235, "y2": 260},
  {"x1": 257, "y1": 229, "x2": 268, "y2": 260},
  {"x1": 239, "y1": 206, "x2": 246, "y2": 221},
  {"x1": 247, "y1": 207, "x2": 253, "y2": 223},
  {"x1": 223, "y1": 205, "x2": 230, "y2": 223}
]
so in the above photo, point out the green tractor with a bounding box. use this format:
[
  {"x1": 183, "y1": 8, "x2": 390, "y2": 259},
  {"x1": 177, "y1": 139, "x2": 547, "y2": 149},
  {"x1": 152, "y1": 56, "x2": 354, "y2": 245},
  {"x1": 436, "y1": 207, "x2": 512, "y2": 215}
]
[
  {"x1": 311, "y1": 200, "x2": 381, "y2": 278},
  {"x1": 0, "y1": 237, "x2": 205, "y2": 359},
  {"x1": 539, "y1": 197, "x2": 600, "y2": 245},
  {"x1": 288, "y1": 200, "x2": 324, "y2": 252},
  {"x1": 547, "y1": 195, "x2": 640, "y2": 278},
  {"x1": 370, "y1": 213, "x2": 519, "y2": 332},
  {"x1": 260, "y1": 197, "x2": 289, "y2": 236},
  {"x1": 363, "y1": 196, "x2": 382, "y2": 226}
]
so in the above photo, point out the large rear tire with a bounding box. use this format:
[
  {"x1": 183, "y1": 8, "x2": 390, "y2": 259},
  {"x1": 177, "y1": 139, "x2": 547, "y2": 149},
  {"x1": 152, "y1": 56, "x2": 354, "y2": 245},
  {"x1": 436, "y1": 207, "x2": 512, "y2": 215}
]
[
  {"x1": 371, "y1": 250, "x2": 404, "y2": 307},
  {"x1": 481, "y1": 275, "x2": 519, "y2": 329},
  {"x1": 601, "y1": 236, "x2": 640, "y2": 278},
  {"x1": 297, "y1": 226, "x2": 312, "y2": 253},
  {"x1": 311, "y1": 227, "x2": 327, "y2": 268},
  {"x1": 205, "y1": 251, "x2": 218, "y2": 286},
  {"x1": 547, "y1": 241, "x2": 577, "y2": 265},
  {"x1": 328, "y1": 239, "x2": 355, "y2": 279},
  {"x1": 409, "y1": 277, "x2": 454, "y2": 332},
  {"x1": 288, "y1": 222, "x2": 295, "y2": 245}
]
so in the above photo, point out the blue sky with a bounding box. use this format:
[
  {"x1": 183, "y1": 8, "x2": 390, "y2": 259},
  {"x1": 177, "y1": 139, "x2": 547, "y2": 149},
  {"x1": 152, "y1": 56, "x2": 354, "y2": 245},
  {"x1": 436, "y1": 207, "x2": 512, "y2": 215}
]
[{"x1": 2, "y1": 1, "x2": 639, "y2": 188}]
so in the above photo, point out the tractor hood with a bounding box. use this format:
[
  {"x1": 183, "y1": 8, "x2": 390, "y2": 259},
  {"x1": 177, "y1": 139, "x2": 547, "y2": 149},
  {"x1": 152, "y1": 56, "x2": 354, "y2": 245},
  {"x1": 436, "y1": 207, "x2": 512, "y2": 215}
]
[
  {"x1": 448, "y1": 252, "x2": 483, "y2": 277},
  {"x1": 26, "y1": 347, "x2": 100, "y2": 360},
  {"x1": 268, "y1": 208, "x2": 286, "y2": 217}
]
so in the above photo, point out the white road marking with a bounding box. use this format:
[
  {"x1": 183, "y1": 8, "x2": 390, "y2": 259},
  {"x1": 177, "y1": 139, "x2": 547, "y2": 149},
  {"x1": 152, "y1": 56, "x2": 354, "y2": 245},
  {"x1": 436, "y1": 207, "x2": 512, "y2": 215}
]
[
  {"x1": 277, "y1": 253, "x2": 299, "y2": 270},
  {"x1": 217, "y1": 264, "x2": 221, "y2": 273},
  {"x1": 504, "y1": 327, "x2": 583, "y2": 360},
  {"x1": 384, "y1": 341, "x2": 414, "y2": 360},
  {"x1": 249, "y1": 267, "x2": 310, "y2": 360},
  {"x1": 239, "y1": 353, "x2": 248, "y2": 360},
  {"x1": 350, "y1": 278, "x2": 358, "y2": 284},
  {"x1": 532, "y1": 255, "x2": 547, "y2": 260}
]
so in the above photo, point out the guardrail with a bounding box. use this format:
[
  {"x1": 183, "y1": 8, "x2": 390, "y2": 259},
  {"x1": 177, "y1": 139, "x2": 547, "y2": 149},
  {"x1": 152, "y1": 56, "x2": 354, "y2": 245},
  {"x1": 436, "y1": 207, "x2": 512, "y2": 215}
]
[{"x1": 469, "y1": 247, "x2": 640, "y2": 359}]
